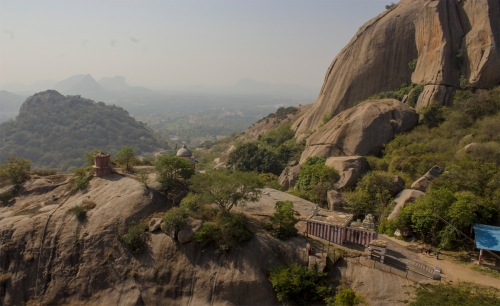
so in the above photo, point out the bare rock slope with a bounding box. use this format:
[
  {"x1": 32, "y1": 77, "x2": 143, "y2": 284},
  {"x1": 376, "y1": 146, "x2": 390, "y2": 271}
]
[
  {"x1": 300, "y1": 99, "x2": 418, "y2": 162},
  {"x1": 293, "y1": 0, "x2": 500, "y2": 135}
]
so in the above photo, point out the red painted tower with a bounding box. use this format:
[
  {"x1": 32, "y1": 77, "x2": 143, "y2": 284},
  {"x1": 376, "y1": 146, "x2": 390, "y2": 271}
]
[{"x1": 93, "y1": 151, "x2": 112, "y2": 177}]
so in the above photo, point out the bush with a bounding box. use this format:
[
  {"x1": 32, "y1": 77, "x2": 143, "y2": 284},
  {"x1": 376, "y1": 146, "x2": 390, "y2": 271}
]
[
  {"x1": 327, "y1": 288, "x2": 366, "y2": 306},
  {"x1": 67, "y1": 167, "x2": 91, "y2": 192},
  {"x1": 194, "y1": 212, "x2": 253, "y2": 252},
  {"x1": 419, "y1": 104, "x2": 446, "y2": 128},
  {"x1": 266, "y1": 200, "x2": 298, "y2": 240},
  {"x1": 161, "y1": 207, "x2": 192, "y2": 233},
  {"x1": 269, "y1": 263, "x2": 332, "y2": 306},
  {"x1": 123, "y1": 221, "x2": 148, "y2": 254},
  {"x1": 68, "y1": 205, "x2": 87, "y2": 221},
  {"x1": 408, "y1": 59, "x2": 418, "y2": 72},
  {"x1": 0, "y1": 191, "x2": 14, "y2": 205},
  {"x1": 407, "y1": 84, "x2": 424, "y2": 107},
  {"x1": 294, "y1": 157, "x2": 339, "y2": 206},
  {"x1": 0, "y1": 156, "x2": 31, "y2": 185}
]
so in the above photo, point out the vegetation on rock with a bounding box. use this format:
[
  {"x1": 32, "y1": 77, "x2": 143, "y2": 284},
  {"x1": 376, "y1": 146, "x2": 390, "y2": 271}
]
[
  {"x1": 265, "y1": 200, "x2": 298, "y2": 240},
  {"x1": 123, "y1": 221, "x2": 148, "y2": 254},
  {"x1": 291, "y1": 157, "x2": 339, "y2": 207},
  {"x1": 402, "y1": 283, "x2": 500, "y2": 306},
  {"x1": 155, "y1": 156, "x2": 194, "y2": 196},
  {"x1": 189, "y1": 169, "x2": 264, "y2": 212},
  {"x1": 269, "y1": 263, "x2": 332, "y2": 306},
  {"x1": 0, "y1": 156, "x2": 31, "y2": 185}
]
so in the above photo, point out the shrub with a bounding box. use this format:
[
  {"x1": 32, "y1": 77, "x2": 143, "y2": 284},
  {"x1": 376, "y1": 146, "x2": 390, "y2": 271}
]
[
  {"x1": 0, "y1": 156, "x2": 31, "y2": 185},
  {"x1": 407, "y1": 84, "x2": 424, "y2": 107},
  {"x1": 67, "y1": 167, "x2": 91, "y2": 193},
  {"x1": 194, "y1": 212, "x2": 253, "y2": 252},
  {"x1": 123, "y1": 221, "x2": 148, "y2": 254},
  {"x1": 419, "y1": 104, "x2": 445, "y2": 128},
  {"x1": 266, "y1": 200, "x2": 298, "y2": 240},
  {"x1": 161, "y1": 207, "x2": 192, "y2": 233},
  {"x1": 68, "y1": 205, "x2": 87, "y2": 221},
  {"x1": 0, "y1": 191, "x2": 14, "y2": 205},
  {"x1": 294, "y1": 157, "x2": 339, "y2": 206},
  {"x1": 385, "y1": 2, "x2": 396, "y2": 10},
  {"x1": 269, "y1": 263, "x2": 332, "y2": 306},
  {"x1": 408, "y1": 59, "x2": 418, "y2": 72},
  {"x1": 327, "y1": 288, "x2": 366, "y2": 306}
]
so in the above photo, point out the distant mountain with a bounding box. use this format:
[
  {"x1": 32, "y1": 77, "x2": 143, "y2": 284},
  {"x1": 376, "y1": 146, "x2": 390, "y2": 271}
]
[
  {"x1": 0, "y1": 91, "x2": 27, "y2": 123},
  {"x1": 52, "y1": 74, "x2": 86, "y2": 92},
  {"x1": 0, "y1": 80, "x2": 57, "y2": 95},
  {"x1": 229, "y1": 78, "x2": 318, "y2": 97},
  {"x1": 62, "y1": 74, "x2": 112, "y2": 101},
  {"x1": 0, "y1": 90, "x2": 169, "y2": 171},
  {"x1": 98, "y1": 75, "x2": 155, "y2": 95}
]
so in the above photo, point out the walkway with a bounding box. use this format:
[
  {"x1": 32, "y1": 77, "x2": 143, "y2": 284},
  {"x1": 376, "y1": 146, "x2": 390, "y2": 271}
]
[{"x1": 379, "y1": 235, "x2": 500, "y2": 289}]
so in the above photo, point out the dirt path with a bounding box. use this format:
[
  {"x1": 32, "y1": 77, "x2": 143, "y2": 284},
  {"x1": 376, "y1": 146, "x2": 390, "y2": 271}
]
[{"x1": 380, "y1": 235, "x2": 500, "y2": 289}]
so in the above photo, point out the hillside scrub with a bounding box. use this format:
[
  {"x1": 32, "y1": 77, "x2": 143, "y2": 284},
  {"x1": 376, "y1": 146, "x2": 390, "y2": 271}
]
[
  {"x1": 362, "y1": 87, "x2": 500, "y2": 248},
  {"x1": 265, "y1": 200, "x2": 298, "y2": 240},
  {"x1": 123, "y1": 221, "x2": 148, "y2": 254},
  {"x1": 0, "y1": 156, "x2": 31, "y2": 185},
  {"x1": 290, "y1": 157, "x2": 339, "y2": 207},
  {"x1": 402, "y1": 282, "x2": 500, "y2": 306},
  {"x1": 269, "y1": 263, "x2": 332, "y2": 306},
  {"x1": 227, "y1": 122, "x2": 304, "y2": 175}
]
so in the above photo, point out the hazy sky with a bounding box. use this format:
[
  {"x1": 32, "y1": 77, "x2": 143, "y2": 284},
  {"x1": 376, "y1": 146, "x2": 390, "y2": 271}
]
[{"x1": 0, "y1": 0, "x2": 389, "y2": 89}]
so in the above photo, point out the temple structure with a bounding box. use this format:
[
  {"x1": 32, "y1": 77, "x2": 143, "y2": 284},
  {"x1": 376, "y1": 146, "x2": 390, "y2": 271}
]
[
  {"x1": 176, "y1": 144, "x2": 198, "y2": 169},
  {"x1": 93, "y1": 151, "x2": 112, "y2": 177}
]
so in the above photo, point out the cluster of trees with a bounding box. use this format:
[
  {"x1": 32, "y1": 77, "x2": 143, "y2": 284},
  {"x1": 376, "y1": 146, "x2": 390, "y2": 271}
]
[
  {"x1": 290, "y1": 157, "x2": 339, "y2": 207},
  {"x1": 362, "y1": 86, "x2": 500, "y2": 249},
  {"x1": 0, "y1": 95, "x2": 168, "y2": 171},
  {"x1": 227, "y1": 122, "x2": 304, "y2": 175}
]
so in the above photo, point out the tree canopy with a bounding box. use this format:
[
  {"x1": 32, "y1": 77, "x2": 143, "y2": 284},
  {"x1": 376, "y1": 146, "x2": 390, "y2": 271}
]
[
  {"x1": 116, "y1": 146, "x2": 135, "y2": 172},
  {"x1": 189, "y1": 170, "x2": 264, "y2": 211},
  {"x1": 155, "y1": 156, "x2": 194, "y2": 195}
]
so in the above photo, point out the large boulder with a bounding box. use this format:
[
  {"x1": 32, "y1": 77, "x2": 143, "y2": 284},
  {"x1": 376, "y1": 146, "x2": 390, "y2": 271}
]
[
  {"x1": 278, "y1": 163, "x2": 301, "y2": 190},
  {"x1": 293, "y1": 0, "x2": 500, "y2": 134},
  {"x1": 300, "y1": 99, "x2": 418, "y2": 163},
  {"x1": 177, "y1": 217, "x2": 203, "y2": 244},
  {"x1": 388, "y1": 189, "x2": 426, "y2": 220},
  {"x1": 326, "y1": 156, "x2": 368, "y2": 189},
  {"x1": 149, "y1": 218, "x2": 162, "y2": 232},
  {"x1": 411, "y1": 165, "x2": 444, "y2": 192},
  {"x1": 326, "y1": 190, "x2": 346, "y2": 211}
]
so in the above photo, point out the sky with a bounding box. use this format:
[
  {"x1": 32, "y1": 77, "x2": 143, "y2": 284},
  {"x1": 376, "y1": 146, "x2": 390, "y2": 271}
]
[{"x1": 0, "y1": 0, "x2": 389, "y2": 89}]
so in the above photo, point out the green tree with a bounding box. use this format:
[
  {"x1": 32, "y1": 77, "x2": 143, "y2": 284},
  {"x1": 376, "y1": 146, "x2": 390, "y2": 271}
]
[
  {"x1": 116, "y1": 146, "x2": 135, "y2": 172},
  {"x1": 0, "y1": 156, "x2": 31, "y2": 185},
  {"x1": 155, "y1": 156, "x2": 194, "y2": 195},
  {"x1": 295, "y1": 157, "x2": 339, "y2": 206},
  {"x1": 269, "y1": 263, "x2": 332, "y2": 306},
  {"x1": 189, "y1": 170, "x2": 264, "y2": 212},
  {"x1": 329, "y1": 288, "x2": 366, "y2": 306},
  {"x1": 404, "y1": 283, "x2": 500, "y2": 306},
  {"x1": 84, "y1": 149, "x2": 100, "y2": 166},
  {"x1": 266, "y1": 200, "x2": 298, "y2": 240}
]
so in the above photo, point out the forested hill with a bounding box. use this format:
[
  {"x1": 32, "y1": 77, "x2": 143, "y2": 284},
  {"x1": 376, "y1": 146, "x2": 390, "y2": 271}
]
[{"x1": 0, "y1": 90, "x2": 169, "y2": 171}]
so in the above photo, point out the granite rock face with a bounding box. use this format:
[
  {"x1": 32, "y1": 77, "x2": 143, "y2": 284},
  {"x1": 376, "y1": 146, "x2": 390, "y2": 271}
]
[
  {"x1": 300, "y1": 99, "x2": 418, "y2": 162},
  {"x1": 293, "y1": 0, "x2": 500, "y2": 135}
]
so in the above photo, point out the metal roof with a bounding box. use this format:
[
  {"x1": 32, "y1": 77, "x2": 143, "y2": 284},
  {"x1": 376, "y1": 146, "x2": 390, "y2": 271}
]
[{"x1": 474, "y1": 224, "x2": 500, "y2": 251}]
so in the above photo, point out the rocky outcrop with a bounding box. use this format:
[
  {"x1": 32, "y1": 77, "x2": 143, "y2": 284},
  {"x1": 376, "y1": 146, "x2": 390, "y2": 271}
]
[
  {"x1": 325, "y1": 156, "x2": 368, "y2": 189},
  {"x1": 388, "y1": 189, "x2": 426, "y2": 220},
  {"x1": 293, "y1": 0, "x2": 500, "y2": 134},
  {"x1": 278, "y1": 162, "x2": 302, "y2": 190},
  {"x1": 411, "y1": 165, "x2": 444, "y2": 192},
  {"x1": 0, "y1": 175, "x2": 310, "y2": 306},
  {"x1": 149, "y1": 218, "x2": 162, "y2": 232},
  {"x1": 18, "y1": 90, "x2": 66, "y2": 114},
  {"x1": 327, "y1": 190, "x2": 346, "y2": 211},
  {"x1": 300, "y1": 99, "x2": 418, "y2": 162},
  {"x1": 177, "y1": 217, "x2": 203, "y2": 244}
]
